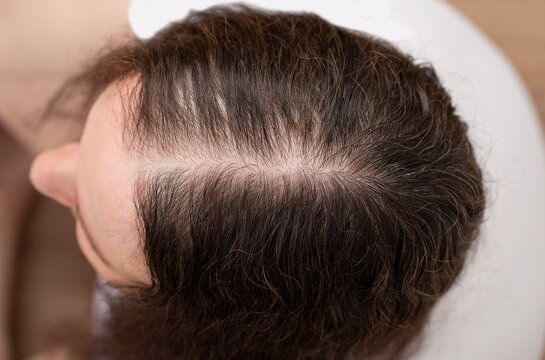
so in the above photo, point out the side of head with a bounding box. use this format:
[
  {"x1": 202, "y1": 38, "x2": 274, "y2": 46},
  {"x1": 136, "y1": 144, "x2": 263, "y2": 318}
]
[{"x1": 31, "y1": 4, "x2": 486, "y2": 359}]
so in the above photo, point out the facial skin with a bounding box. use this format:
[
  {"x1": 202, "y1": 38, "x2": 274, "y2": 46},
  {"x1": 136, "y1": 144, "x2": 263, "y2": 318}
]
[{"x1": 29, "y1": 79, "x2": 151, "y2": 288}]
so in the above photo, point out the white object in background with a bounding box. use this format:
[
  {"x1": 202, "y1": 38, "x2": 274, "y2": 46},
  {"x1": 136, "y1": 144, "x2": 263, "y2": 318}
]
[{"x1": 128, "y1": 1, "x2": 545, "y2": 359}]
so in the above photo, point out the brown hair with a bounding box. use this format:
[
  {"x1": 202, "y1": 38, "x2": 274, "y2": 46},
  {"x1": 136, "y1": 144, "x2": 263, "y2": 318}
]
[{"x1": 45, "y1": 3, "x2": 486, "y2": 359}]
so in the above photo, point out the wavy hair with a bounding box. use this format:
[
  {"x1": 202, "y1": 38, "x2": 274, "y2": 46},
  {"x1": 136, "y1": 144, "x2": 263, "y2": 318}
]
[{"x1": 45, "y1": 3, "x2": 486, "y2": 359}]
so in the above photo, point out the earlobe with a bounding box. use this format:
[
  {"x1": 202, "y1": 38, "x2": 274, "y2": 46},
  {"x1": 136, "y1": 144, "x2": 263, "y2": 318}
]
[{"x1": 29, "y1": 142, "x2": 80, "y2": 208}]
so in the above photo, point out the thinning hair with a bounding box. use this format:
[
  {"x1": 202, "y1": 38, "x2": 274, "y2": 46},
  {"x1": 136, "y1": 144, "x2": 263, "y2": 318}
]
[{"x1": 45, "y1": 3, "x2": 486, "y2": 359}]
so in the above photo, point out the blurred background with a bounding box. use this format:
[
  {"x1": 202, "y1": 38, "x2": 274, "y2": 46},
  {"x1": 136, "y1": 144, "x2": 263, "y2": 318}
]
[{"x1": 0, "y1": 0, "x2": 543, "y2": 359}]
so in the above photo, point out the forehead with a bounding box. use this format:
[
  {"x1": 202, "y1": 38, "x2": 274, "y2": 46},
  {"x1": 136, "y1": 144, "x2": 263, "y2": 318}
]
[{"x1": 76, "y1": 79, "x2": 142, "y2": 261}]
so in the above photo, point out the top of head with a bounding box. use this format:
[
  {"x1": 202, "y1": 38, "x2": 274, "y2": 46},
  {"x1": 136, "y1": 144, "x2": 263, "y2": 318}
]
[{"x1": 52, "y1": 3, "x2": 486, "y2": 359}]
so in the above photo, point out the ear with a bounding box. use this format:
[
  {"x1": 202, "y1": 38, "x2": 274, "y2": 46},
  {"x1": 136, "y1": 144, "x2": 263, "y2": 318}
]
[{"x1": 29, "y1": 142, "x2": 80, "y2": 208}]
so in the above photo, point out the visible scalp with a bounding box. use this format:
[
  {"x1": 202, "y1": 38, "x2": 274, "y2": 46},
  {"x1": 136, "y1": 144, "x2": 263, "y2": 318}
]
[{"x1": 44, "y1": 4, "x2": 486, "y2": 360}]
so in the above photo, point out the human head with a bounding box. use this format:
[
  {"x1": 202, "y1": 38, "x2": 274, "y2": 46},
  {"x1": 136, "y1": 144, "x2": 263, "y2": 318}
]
[{"x1": 29, "y1": 3, "x2": 486, "y2": 359}]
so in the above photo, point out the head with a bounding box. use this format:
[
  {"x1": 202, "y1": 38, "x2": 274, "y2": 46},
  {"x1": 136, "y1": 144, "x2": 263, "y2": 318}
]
[{"x1": 29, "y1": 4, "x2": 486, "y2": 360}]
